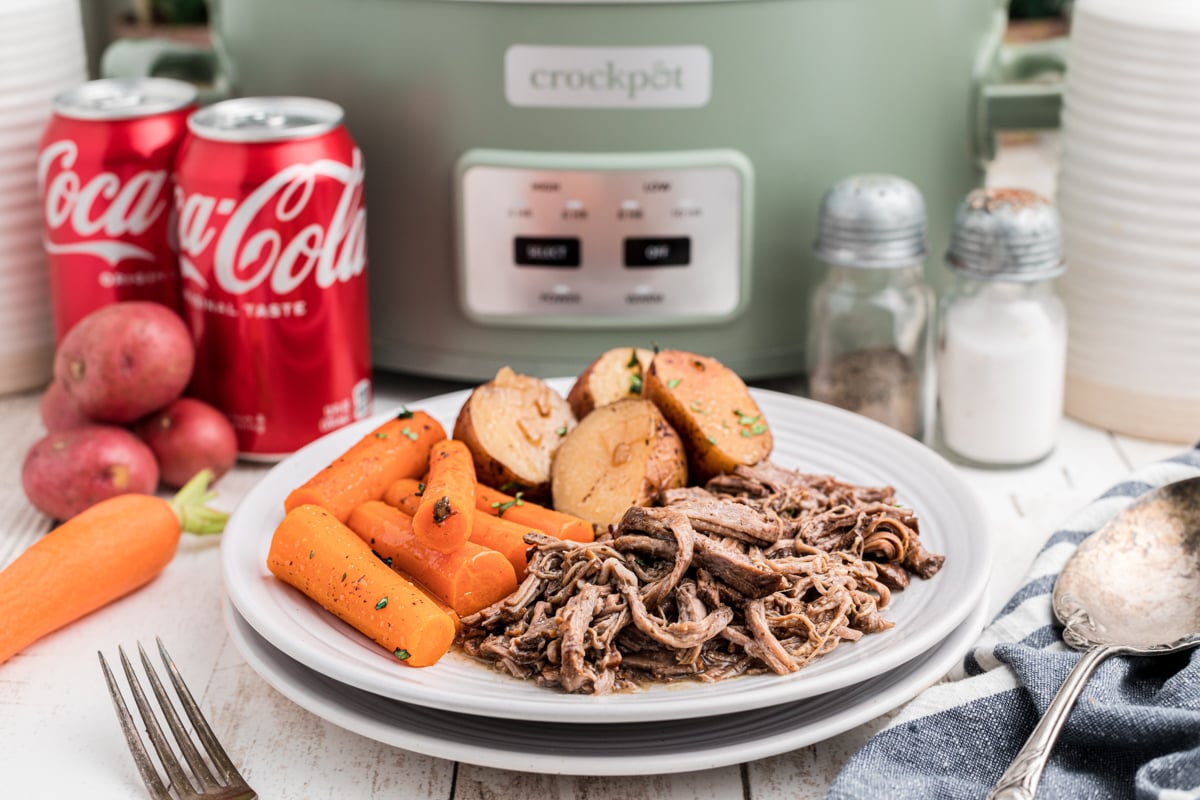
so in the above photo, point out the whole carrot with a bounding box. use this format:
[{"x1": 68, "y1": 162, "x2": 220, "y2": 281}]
[
  {"x1": 285, "y1": 410, "x2": 446, "y2": 523},
  {"x1": 475, "y1": 483, "x2": 595, "y2": 543},
  {"x1": 267, "y1": 504, "x2": 456, "y2": 667},
  {"x1": 412, "y1": 439, "x2": 476, "y2": 554},
  {"x1": 347, "y1": 501, "x2": 517, "y2": 617},
  {"x1": 0, "y1": 471, "x2": 228, "y2": 665}
]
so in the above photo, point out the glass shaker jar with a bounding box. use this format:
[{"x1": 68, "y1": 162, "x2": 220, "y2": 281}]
[
  {"x1": 937, "y1": 188, "x2": 1067, "y2": 467},
  {"x1": 807, "y1": 174, "x2": 934, "y2": 439}
]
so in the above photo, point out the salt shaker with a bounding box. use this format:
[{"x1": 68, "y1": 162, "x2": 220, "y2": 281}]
[
  {"x1": 937, "y1": 188, "x2": 1067, "y2": 467},
  {"x1": 807, "y1": 174, "x2": 934, "y2": 439}
]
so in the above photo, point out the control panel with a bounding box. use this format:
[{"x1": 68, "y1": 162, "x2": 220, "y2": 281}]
[{"x1": 455, "y1": 149, "x2": 752, "y2": 327}]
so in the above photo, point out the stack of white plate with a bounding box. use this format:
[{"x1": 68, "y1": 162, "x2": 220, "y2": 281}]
[
  {"x1": 0, "y1": 0, "x2": 87, "y2": 395},
  {"x1": 219, "y1": 385, "x2": 991, "y2": 774},
  {"x1": 1057, "y1": 0, "x2": 1200, "y2": 442}
]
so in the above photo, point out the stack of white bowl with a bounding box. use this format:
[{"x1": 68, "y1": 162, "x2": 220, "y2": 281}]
[
  {"x1": 1056, "y1": 0, "x2": 1200, "y2": 443},
  {"x1": 0, "y1": 0, "x2": 87, "y2": 395}
]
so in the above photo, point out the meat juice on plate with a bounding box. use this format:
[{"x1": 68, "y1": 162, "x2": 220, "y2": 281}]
[{"x1": 174, "y1": 96, "x2": 373, "y2": 460}]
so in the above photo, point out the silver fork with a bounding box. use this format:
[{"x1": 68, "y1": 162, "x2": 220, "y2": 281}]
[{"x1": 99, "y1": 638, "x2": 257, "y2": 800}]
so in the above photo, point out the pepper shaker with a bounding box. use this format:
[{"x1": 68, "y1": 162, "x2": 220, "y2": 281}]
[
  {"x1": 937, "y1": 188, "x2": 1068, "y2": 467},
  {"x1": 807, "y1": 174, "x2": 934, "y2": 439}
]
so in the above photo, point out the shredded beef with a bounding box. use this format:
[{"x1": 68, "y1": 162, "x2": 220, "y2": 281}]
[{"x1": 460, "y1": 459, "x2": 945, "y2": 694}]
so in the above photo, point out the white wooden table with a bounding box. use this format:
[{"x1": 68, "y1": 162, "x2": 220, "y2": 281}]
[{"x1": 0, "y1": 369, "x2": 1185, "y2": 800}]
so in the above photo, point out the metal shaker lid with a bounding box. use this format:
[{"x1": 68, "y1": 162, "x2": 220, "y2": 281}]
[
  {"x1": 812, "y1": 174, "x2": 928, "y2": 269},
  {"x1": 946, "y1": 188, "x2": 1065, "y2": 280}
]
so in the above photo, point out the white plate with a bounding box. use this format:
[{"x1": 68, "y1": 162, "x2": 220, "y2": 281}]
[
  {"x1": 224, "y1": 595, "x2": 987, "y2": 776},
  {"x1": 221, "y1": 382, "x2": 991, "y2": 724}
]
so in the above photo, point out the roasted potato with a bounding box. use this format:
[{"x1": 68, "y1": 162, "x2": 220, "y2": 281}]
[
  {"x1": 566, "y1": 346, "x2": 657, "y2": 419},
  {"x1": 644, "y1": 350, "x2": 773, "y2": 482},
  {"x1": 453, "y1": 367, "x2": 575, "y2": 502},
  {"x1": 550, "y1": 398, "x2": 687, "y2": 529}
]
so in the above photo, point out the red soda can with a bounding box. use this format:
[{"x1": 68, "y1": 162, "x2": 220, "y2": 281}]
[
  {"x1": 174, "y1": 96, "x2": 372, "y2": 459},
  {"x1": 38, "y1": 78, "x2": 196, "y2": 341}
]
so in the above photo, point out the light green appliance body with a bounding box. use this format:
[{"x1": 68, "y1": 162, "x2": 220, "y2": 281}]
[{"x1": 123, "y1": 0, "x2": 1061, "y2": 380}]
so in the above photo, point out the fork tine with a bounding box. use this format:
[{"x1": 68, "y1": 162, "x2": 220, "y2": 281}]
[
  {"x1": 100, "y1": 651, "x2": 172, "y2": 800},
  {"x1": 118, "y1": 644, "x2": 199, "y2": 799},
  {"x1": 138, "y1": 642, "x2": 221, "y2": 791},
  {"x1": 156, "y1": 637, "x2": 248, "y2": 787}
]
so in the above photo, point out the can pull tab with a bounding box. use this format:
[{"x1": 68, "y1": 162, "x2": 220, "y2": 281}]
[
  {"x1": 93, "y1": 89, "x2": 144, "y2": 112},
  {"x1": 248, "y1": 111, "x2": 291, "y2": 129},
  {"x1": 218, "y1": 110, "x2": 291, "y2": 131}
]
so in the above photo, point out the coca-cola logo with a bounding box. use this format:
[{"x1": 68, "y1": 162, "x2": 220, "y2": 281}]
[
  {"x1": 177, "y1": 148, "x2": 367, "y2": 297},
  {"x1": 38, "y1": 139, "x2": 171, "y2": 265}
]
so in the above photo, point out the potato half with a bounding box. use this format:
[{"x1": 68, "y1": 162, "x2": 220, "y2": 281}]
[
  {"x1": 453, "y1": 367, "x2": 575, "y2": 502},
  {"x1": 644, "y1": 350, "x2": 773, "y2": 482},
  {"x1": 566, "y1": 346, "x2": 657, "y2": 419},
  {"x1": 550, "y1": 398, "x2": 687, "y2": 530}
]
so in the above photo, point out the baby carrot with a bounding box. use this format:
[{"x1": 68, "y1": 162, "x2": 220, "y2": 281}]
[
  {"x1": 470, "y1": 513, "x2": 535, "y2": 579},
  {"x1": 0, "y1": 471, "x2": 228, "y2": 665},
  {"x1": 267, "y1": 504, "x2": 456, "y2": 667},
  {"x1": 412, "y1": 439, "x2": 476, "y2": 553},
  {"x1": 475, "y1": 483, "x2": 595, "y2": 543},
  {"x1": 382, "y1": 477, "x2": 423, "y2": 516},
  {"x1": 285, "y1": 410, "x2": 446, "y2": 523},
  {"x1": 347, "y1": 501, "x2": 517, "y2": 617},
  {"x1": 384, "y1": 479, "x2": 529, "y2": 578}
]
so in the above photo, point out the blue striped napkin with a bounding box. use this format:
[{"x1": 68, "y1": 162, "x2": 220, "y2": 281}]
[{"x1": 827, "y1": 445, "x2": 1200, "y2": 800}]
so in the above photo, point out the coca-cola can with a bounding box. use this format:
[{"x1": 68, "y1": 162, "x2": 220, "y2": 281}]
[
  {"x1": 175, "y1": 96, "x2": 372, "y2": 459},
  {"x1": 38, "y1": 77, "x2": 197, "y2": 341}
]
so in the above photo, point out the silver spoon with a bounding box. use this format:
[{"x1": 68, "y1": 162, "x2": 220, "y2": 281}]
[{"x1": 988, "y1": 476, "x2": 1200, "y2": 800}]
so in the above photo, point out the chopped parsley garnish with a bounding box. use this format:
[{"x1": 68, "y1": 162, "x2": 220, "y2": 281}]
[
  {"x1": 374, "y1": 432, "x2": 388, "y2": 439},
  {"x1": 401, "y1": 426, "x2": 418, "y2": 441},
  {"x1": 396, "y1": 407, "x2": 414, "y2": 420},
  {"x1": 706, "y1": 435, "x2": 717, "y2": 445},
  {"x1": 731, "y1": 409, "x2": 767, "y2": 436},
  {"x1": 667, "y1": 378, "x2": 682, "y2": 389},
  {"x1": 491, "y1": 491, "x2": 526, "y2": 515},
  {"x1": 394, "y1": 648, "x2": 411, "y2": 661},
  {"x1": 416, "y1": 482, "x2": 425, "y2": 496},
  {"x1": 555, "y1": 425, "x2": 568, "y2": 436},
  {"x1": 308, "y1": 549, "x2": 315, "y2": 559},
  {"x1": 375, "y1": 597, "x2": 389, "y2": 610},
  {"x1": 627, "y1": 349, "x2": 640, "y2": 368},
  {"x1": 629, "y1": 374, "x2": 643, "y2": 394}
]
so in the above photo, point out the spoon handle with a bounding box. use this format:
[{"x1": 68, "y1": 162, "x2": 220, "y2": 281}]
[{"x1": 986, "y1": 645, "x2": 1116, "y2": 800}]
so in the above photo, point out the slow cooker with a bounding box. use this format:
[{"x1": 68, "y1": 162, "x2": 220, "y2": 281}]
[{"x1": 104, "y1": 0, "x2": 1062, "y2": 380}]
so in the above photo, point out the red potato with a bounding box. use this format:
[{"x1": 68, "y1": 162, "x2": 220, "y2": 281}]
[
  {"x1": 55, "y1": 301, "x2": 195, "y2": 424},
  {"x1": 38, "y1": 380, "x2": 90, "y2": 432},
  {"x1": 22, "y1": 425, "x2": 160, "y2": 520},
  {"x1": 134, "y1": 397, "x2": 238, "y2": 488}
]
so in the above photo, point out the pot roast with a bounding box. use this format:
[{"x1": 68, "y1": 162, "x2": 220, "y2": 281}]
[{"x1": 460, "y1": 460, "x2": 945, "y2": 694}]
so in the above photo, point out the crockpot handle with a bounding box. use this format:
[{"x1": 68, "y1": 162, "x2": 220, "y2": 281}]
[
  {"x1": 975, "y1": 37, "x2": 1067, "y2": 161},
  {"x1": 100, "y1": 38, "x2": 230, "y2": 105}
]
